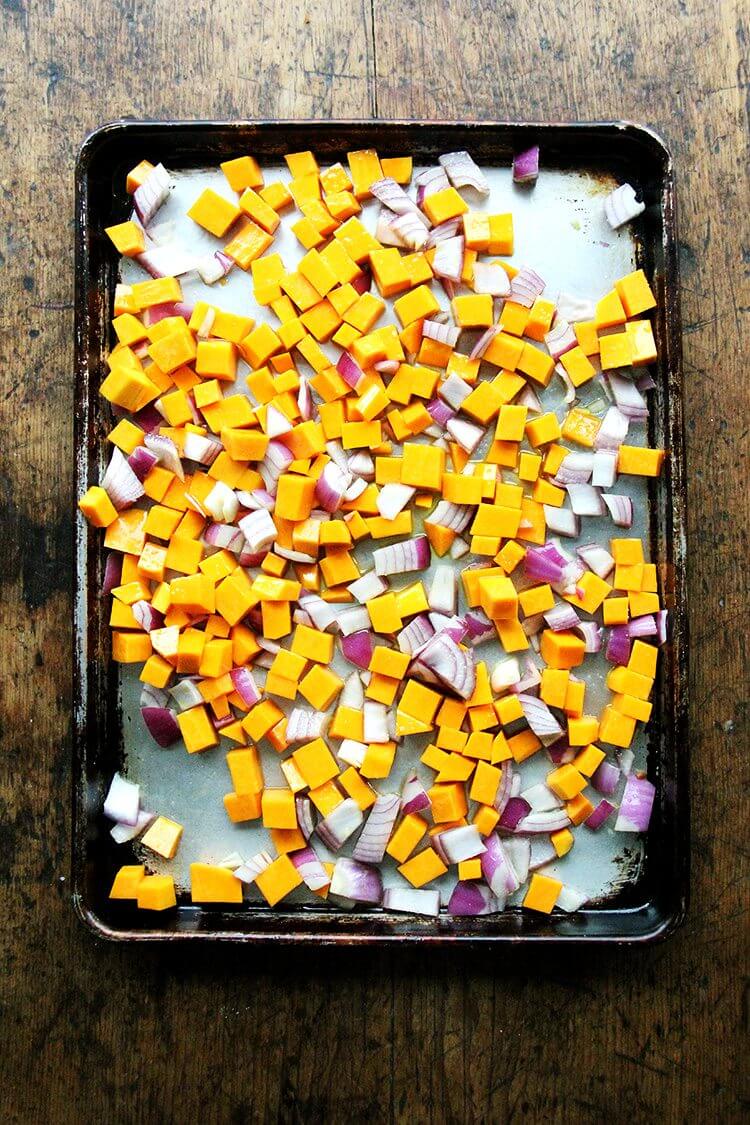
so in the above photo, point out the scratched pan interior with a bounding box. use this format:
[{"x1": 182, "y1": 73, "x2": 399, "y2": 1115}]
[{"x1": 73, "y1": 120, "x2": 688, "y2": 944}]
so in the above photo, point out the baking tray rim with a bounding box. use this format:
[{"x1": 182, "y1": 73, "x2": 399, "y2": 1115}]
[{"x1": 73, "y1": 117, "x2": 689, "y2": 946}]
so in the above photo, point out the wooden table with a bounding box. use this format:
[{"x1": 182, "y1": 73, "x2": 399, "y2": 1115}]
[{"x1": 1, "y1": 1, "x2": 747, "y2": 1121}]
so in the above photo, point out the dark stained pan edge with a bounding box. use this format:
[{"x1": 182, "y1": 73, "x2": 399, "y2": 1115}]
[{"x1": 73, "y1": 119, "x2": 688, "y2": 945}]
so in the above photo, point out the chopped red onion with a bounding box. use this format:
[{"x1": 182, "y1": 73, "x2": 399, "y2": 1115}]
[
  {"x1": 423, "y1": 318, "x2": 460, "y2": 347},
  {"x1": 204, "y1": 522, "x2": 244, "y2": 552},
  {"x1": 285, "y1": 709, "x2": 326, "y2": 745},
  {"x1": 432, "y1": 235, "x2": 465, "y2": 282},
  {"x1": 127, "y1": 445, "x2": 158, "y2": 481},
  {"x1": 352, "y1": 794, "x2": 400, "y2": 863},
  {"x1": 576, "y1": 542, "x2": 615, "y2": 578},
  {"x1": 556, "y1": 292, "x2": 595, "y2": 322},
  {"x1": 374, "y1": 359, "x2": 401, "y2": 375},
  {"x1": 604, "y1": 182, "x2": 645, "y2": 229},
  {"x1": 499, "y1": 796, "x2": 531, "y2": 830},
  {"x1": 336, "y1": 350, "x2": 366, "y2": 390},
  {"x1": 502, "y1": 837, "x2": 529, "y2": 884},
  {"x1": 528, "y1": 836, "x2": 557, "y2": 870},
  {"x1": 422, "y1": 218, "x2": 463, "y2": 252},
  {"x1": 594, "y1": 406, "x2": 630, "y2": 451},
  {"x1": 448, "y1": 881, "x2": 500, "y2": 916},
  {"x1": 377, "y1": 482, "x2": 416, "y2": 520},
  {"x1": 602, "y1": 493, "x2": 634, "y2": 528},
  {"x1": 234, "y1": 851, "x2": 273, "y2": 884},
  {"x1": 295, "y1": 797, "x2": 316, "y2": 842},
  {"x1": 471, "y1": 261, "x2": 511, "y2": 297},
  {"x1": 315, "y1": 460, "x2": 352, "y2": 513},
  {"x1": 614, "y1": 775, "x2": 655, "y2": 831},
  {"x1": 439, "y1": 372, "x2": 473, "y2": 409},
  {"x1": 343, "y1": 478, "x2": 367, "y2": 502},
  {"x1": 591, "y1": 449, "x2": 617, "y2": 488},
  {"x1": 513, "y1": 145, "x2": 539, "y2": 185},
  {"x1": 440, "y1": 825, "x2": 486, "y2": 864},
  {"x1": 490, "y1": 656, "x2": 521, "y2": 693},
  {"x1": 370, "y1": 176, "x2": 426, "y2": 219},
  {"x1": 543, "y1": 505, "x2": 580, "y2": 538},
  {"x1": 204, "y1": 480, "x2": 238, "y2": 524},
  {"x1": 628, "y1": 615, "x2": 657, "y2": 639},
  {"x1": 516, "y1": 383, "x2": 543, "y2": 414},
  {"x1": 555, "y1": 452, "x2": 594, "y2": 485},
  {"x1": 348, "y1": 571, "x2": 388, "y2": 604},
  {"x1": 299, "y1": 592, "x2": 339, "y2": 632},
  {"x1": 144, "y1": 432, "x2": 184, "y2": 480},
  {"x1": 555, "y1": 362, "x2": 576, "y2": 405},
  {"x1": 618, "y1": 748, "x2": 636, "y2": 776},
  {"x1": 329, "y1": 857, "x2": 382, "y2": 904},
  {"x1": 373, "y1": 534, "x2": 430, "y2": 577},
  {"x1": 481, "y1": 834, "x2": 520, "y2": 897},
  {"x1": 427, "y1": 566, "x2": 457, "y2": 615},
  {"x1": 524, "y1": 542, "x2": 567, "y2": 582},
  {"x1": 102, "y1": 552, "x2": 122, "y2": 596},
  {"x1": 415, "y1": 165, "x2": 450, "y2": 200},
  {"x1": 397, "y1": 613, "x2": 435, "y2": 654},
  {"x1": 446, "y1": 417, "x2": 484, "y2": 454},
  {"x1": 102, "y1": 447, "x2": 145, "y2": 509},
  {"x1": 110, "y1": 808, "x2": 155, "y2": 844},
  {"x1": 289, "y1": 846, "x2": 329, "y2": 891},
  {"x1": 391, "y1": 210, "x2": 430, "y2": 250},
  {"x1": 469, "y1": 324, "x2": 501, "y2": 360},
  {"x1": 655, "y1": 610, "x2": 668, "y2": 645},
  {"x1": 493, "y1": 762, "x2": 514, "y2": 818},
  {"x1": 383, "y1": 887, "x2": 440, "y2": 917},
  {"x1": 196, "y1": 250, "x2": 234, "y2": 285},
  {"x1": 591, "y1": 759, "x2": 621, "y2": 796},
  {"x1": 557, "y1": 885, "x2": 588, "y2": 912},
  {"x1": 133, "y1": 163, "x2": 172, "y2": 227},
  {"x1": 137, "y1": 245, "x2": 197, "y2": 279},
  {"x1": 401, "y1": 771, "x2": 432, "y2": 815},
  {"x1": 517, "y1": 693, "x2": 564, "y2": 745},
  {"x1": 520, "y1": 783, "x2": 562, "y2": 813},
  {"x1": 132, "y1": 600, "x2": 164, "y2": 633},
  {"x1": 575, "y1": 621, "x2": 603, "y2": 653},
  {"x1": 363, "y1": 701, "x2": 389, "y2": 743},
  {"x1": 168, "y1": 677, "x2": 204, "y2": 711},
  {"x1": 606, "y1": 625, "x2": 631, "y2": 665},
  {"x1": 183, "y1": 431, "x2": 222, "y2": 466},
  {"x1": 142, "y1": 301, "x2": 193, "y2": 327},
  {"x1": 543, "y1": 602, "x2": 580, "y2": 632},
  {"x1": 461, "y1": 607, "x2": 495, "y2": 645},
  {"x1": 514, "y1": 808, "x2": 571, "y2": 834},
  {"x1": 375, "y1": 206, "x2": 410, "y2": 247},
  {"x1": 238, "y1": 508, "x2": 277, "y2": 553},
  {"x1": 229, "y1": 667, "x2": 260, "y2": 708},
  {"x1": 416, "y1": 631, "x2": 476, "y2": 699},
  {"x1": 545, "y1": 318, "x2": 576, "y2": 359},
  {"x1": 547, "y1": 741, "x2": 576, "y2": 765},
  {"x1": 585, "y1": 799, "x2": 616, "y2": 830},
  {"x1": 439, "y1": 151, "x2": 490, "y2": 195},
  {"x1": 103, "y1": 772, "x2": 140, "y2": 825},
  {"x1": 316, "y1": 799, "x2": 364, "y2": 851},
  {"x1": 141, "y1": 706, "x2": 181, "y2": 747},
  {"x1": 567, "y1": 483, "x2": 605, "y2": 516},
  {"x1": 510, "y1": 266, "x2": 545, "y2": 308},
  {"x1": 606, "y1": 372, "x2": 649, "y2": 420},
  {"x1": 426, "y1": 397, "x2": 456, "y2": 427},
  {"x1": 340, "y1": 630, "x2": 376, "y2": 669}
]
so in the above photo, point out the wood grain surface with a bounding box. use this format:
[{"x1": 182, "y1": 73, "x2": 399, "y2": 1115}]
[{"x1": 1, "y1": 0, "x2": 748, "y2": 1121}]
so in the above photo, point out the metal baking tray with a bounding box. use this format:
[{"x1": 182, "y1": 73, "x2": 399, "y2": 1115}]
[{"x1": 73, "y1": 119, "x2": 688, "y2": 944}]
